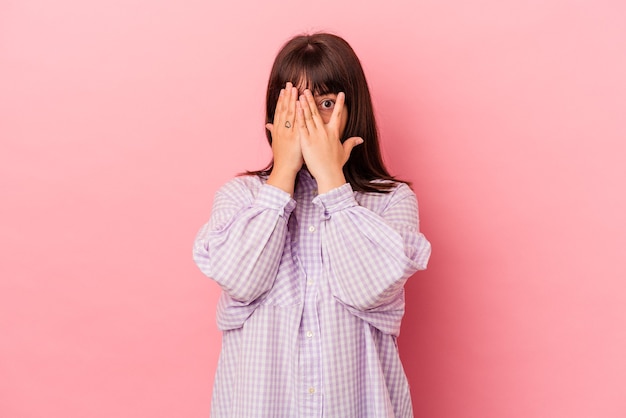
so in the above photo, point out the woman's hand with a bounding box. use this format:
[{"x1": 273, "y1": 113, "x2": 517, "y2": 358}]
[
  {"x1": 296, "y1": 89, "x2": 363, "y2": 194},
  {"x1": 266, "y1": 82, "x2": 303, "y2": 195}
]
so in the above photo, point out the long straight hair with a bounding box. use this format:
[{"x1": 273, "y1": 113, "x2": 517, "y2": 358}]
[{"x1": 248, "y1": 32, "x2": 406, "y2": 193}]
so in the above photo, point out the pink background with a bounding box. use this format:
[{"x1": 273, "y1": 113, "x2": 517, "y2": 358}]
[{"x1": 2, "y1": 0, "x2": 625, "y2": 417}]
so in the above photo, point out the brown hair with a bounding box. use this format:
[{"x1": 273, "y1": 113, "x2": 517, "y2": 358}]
[{"x1": 248, "y1": 32, "x2": 406, "y2": 193}]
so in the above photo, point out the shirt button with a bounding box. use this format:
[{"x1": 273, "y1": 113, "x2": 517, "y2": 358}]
[
  {"x1": 308, "y1": 387, "x2": 316, "y2": 394},
  {"x1": 307, "y1": 280, "x2": 314, "y2": 286},
  {"x1": 308, "y1": 225, "x2": 316, "y2": 232},
  {"x1": 306, "y1": 330, "x2": 313, "y2": 338}
]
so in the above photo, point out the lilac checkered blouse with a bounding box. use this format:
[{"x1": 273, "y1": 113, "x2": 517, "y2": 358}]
[{"x1": 193, "y1": 169, "x2": 431, "y2": 417}]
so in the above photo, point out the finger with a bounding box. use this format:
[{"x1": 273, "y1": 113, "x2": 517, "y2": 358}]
[
  {"x1": 299, "y1": 93, "x2": 316, "y2": 131},
  {"x1": 303, "y1": 89, "x2": 324, "y2": 129},
  {"x1": 285, "y1": 84, "x2": 297, "y2": 129},
  {"x1": 283, "y1": 82, "x2": 292, "y2": 108},
  {"x1": 329, "y1": 92, "x2": 346, "y2": 127},
  {"x1": 274, "y1": 88, "x2": 286, "y2": 124},
  {"x1": 342, "y1": 136, "x2": 364, "y2": 163},
  {"x1": 295, "y1": 100, "x2": 309, "y2": 137},
  {"x1": 276, "y1": 82, "x2": 293, "y2": 120}
]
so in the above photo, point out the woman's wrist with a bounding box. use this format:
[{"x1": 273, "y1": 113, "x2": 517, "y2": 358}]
[
  {"x1": 314, "y1": 170, "x2": 346, "y2": 194},
  {"x1": 267, "y1": 166, "x2": 299, "y2": 195}
]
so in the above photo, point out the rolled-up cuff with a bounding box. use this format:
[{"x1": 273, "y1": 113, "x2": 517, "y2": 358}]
[
  {"x1": 312, "y1": 183, "x2": 357, "y2": 218},
  {"x1": 255, "y1": 184, "x2": 296, "y2": 217}
]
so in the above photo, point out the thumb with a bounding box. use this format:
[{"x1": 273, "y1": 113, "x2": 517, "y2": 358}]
[{"x1": 342, "y1": 136, "x2": 364, "y2": 161}]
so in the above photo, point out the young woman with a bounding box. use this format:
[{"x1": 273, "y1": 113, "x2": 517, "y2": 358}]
[{"x1": 193, "y1": 32, "x2": 431, "y2": 418}]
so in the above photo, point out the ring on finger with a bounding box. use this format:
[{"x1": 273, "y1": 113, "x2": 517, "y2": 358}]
[{"x1": 285, "y1": 121, "x2": 292, "y2": 128}]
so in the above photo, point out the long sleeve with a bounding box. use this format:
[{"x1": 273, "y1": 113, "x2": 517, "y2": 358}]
[
  {"x1": 313, "y1": 182, "x2": 431, "y2": 335},
  {"x1": 193, "y1": 177, "x2": 296, "y2": 305}
]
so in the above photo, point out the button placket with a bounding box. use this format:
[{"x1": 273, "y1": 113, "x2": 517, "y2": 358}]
[{"x1": 295, "y1": 177, "x2": 323, "y2": 413}]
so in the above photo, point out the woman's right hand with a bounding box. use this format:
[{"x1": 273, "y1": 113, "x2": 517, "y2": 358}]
[{"x1": 266, "y1": 82, "x2": 303, "y2": 195}]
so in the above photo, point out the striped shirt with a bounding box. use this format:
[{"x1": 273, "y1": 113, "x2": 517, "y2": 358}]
[{"x1": 193, "y1": 169, "x2": 431, "y2": 417}]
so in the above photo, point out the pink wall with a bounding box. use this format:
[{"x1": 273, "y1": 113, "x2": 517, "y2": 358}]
[{"x1": 2, "y1": 1, "x2": 625, "y2": 417}]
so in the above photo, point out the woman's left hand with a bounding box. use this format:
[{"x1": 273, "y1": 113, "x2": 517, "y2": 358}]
[{"x1": 296, "y1": 90, "x2": 363, "y2": 194}]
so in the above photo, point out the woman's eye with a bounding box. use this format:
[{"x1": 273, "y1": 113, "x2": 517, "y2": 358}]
[{"x1": 320, "y1": 99, "x2": 335, "y2": 109}]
